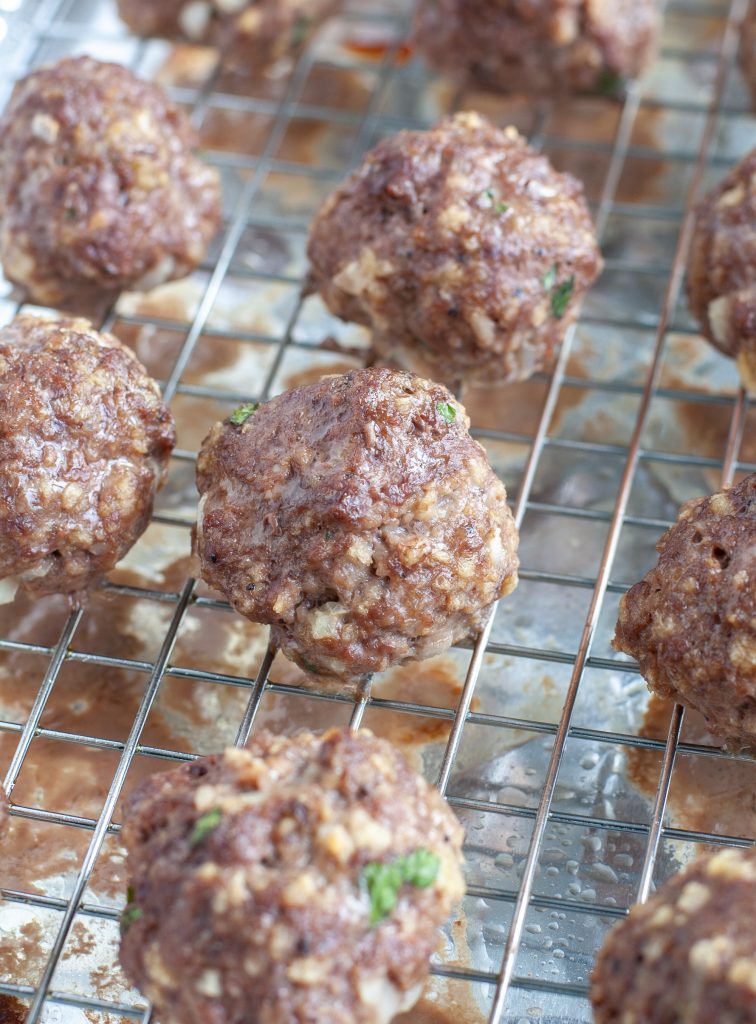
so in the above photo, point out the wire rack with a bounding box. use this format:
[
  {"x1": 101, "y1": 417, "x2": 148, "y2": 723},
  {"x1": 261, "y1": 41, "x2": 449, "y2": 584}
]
[{"x1": 1, "y1": 0, "x2": 755, "y2": 1022}]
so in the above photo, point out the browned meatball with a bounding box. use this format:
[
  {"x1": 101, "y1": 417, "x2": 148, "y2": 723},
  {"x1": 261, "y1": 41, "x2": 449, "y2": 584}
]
[
  {"x1": 307, "y1": 113, "x2": 603, "y2": 385},
  {"x1": 614, "y1": 475, "x2": 756, "y2": 750},
  {"x1": 117, "y1": 0, "x2": 339, "y2": 71},
  {"x1": 413, "y1": 0, "x2": 659, "y2": 97},
  {"x1": 686, "y1": 149, "x2": 756, "y2": 391},
  {"x1": 0, "y1": 57, "x2": 221, "y2": 309},
  {"x1": 592, "y1": 847, "x2": 756, "y2": 1024},
  {"x1": 120, "y1": 728, "x2": 465, "y2": 1024},
  {"x1": 194, "y1": 367, "x2": 519, "y2": 681},
  {"x1": 0, "y1": 316, "x2": 175, "y2": 600},
  {"x1": 740, "y1": 1, "x2": 756, "y2": 107}
]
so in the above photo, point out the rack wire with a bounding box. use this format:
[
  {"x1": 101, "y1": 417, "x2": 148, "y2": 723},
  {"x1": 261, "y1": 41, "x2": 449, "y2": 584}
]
[{"x1": 1, "y1": 0, "x2": 755, "y2": 1021}]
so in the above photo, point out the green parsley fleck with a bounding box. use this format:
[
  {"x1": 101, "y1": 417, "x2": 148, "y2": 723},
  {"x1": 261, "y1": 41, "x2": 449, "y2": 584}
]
[
  {"x1": 64, "y1": 207, "x2": 77, "y2": 221},
  {"x1": 291, "y1": 14, "x2": 311, "y2": 48},
  {"x1": 596, "y1": 68, "x2": 626, "y2": 97},
  {"x1": 120, "y1": 890, "x2": 143, "y2": 934},
  {"x1": 482, "y1": 188, "x2": 495, "y2": 204},
  {"x1": 190, "y1": 807, "x2": 222, "y2": 847},
  {"x1": 481, "y1": 189, "x2": 508, "y2": 215},
  {"x1": 362, "y1": 849, "x2": 441, "y2": 926},
  {"x1": 551, "y1": 276, "x2": 575, "y2": 319},
  {"x1": 495, "y1": 201, "x2": 509, "y2": 214},
  {"x1": 436, "y1": 401, "x2": 457, "y2": 424},
  {"x1": 299, "y1": 655, "x2": 322, "y2": 675},
  {"x1": 542, "y1": 264, "x2": 557, "y2": 291},
  {"x1": 228, "y1": 402, "x2": 259, "y2": 427}
]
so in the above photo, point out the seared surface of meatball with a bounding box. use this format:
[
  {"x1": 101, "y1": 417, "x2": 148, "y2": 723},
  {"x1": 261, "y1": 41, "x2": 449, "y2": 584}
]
[
  {"x1": 614, "y1": 475, "x2": 756, "y2": 749},
  {"x1": 195, "y1": 367, "x2": 519, "y2": 680},
  {"x1": 120, "y1": 728, "x2": 465, "y2": 1024},
  {"x1": 686, "y1": 149, "x2": 756, "y2": 391},
  {"x1": 592, "y1": 847, "x2": 756, "y2": 1024},
  {"x1": 741, "y1": 1, "x2": 756, "y2": 108},
  {"x1": 0, "y1": 316, "x2": 175, "y2": 599},
  {"x1": 117, "y1": 0, "x2": 338, "y2": 71},
  {"x1": 0, "y1": 57, "x2": 221, "y2": 308},
  {"x1": 307, "y1": 113, "x2": 602, "y2": 385},
  {"x1": 413, "y1": 0, "x2": 659, "y2": 97}
]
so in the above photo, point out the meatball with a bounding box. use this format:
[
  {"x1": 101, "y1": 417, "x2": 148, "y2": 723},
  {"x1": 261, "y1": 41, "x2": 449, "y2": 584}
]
[
  {"x1": 740, "y1": 1, "x2": 756, "y2": 108},
  {"x1": 686, "y1": 149, "x2": 756, "y2": 391},
  {"x1": 0, "y1": 315, "x2": 175, "y2": 599},
  {"x1": 307, "y1": 112, "x2": 603, "y2": 385},
  {"x1": 413, "y1": 0, "x2": 659, "y2": 97},
  {"x1": 120, "y1": 728, "x2": 465, "y2": 1024},
  {"x1": 0, "y1": 57, "x2": 221, "y2": 308},
  {"x1": 194, "y1": 366, "x2": 519, "y2": 680},
  {"x1": 614, "y1": 475, "x2": 756, "y2": 750},
  {"x1": 592, "y1": 847, "x2": 756, "y2": 1024},
  {"x1": 117, "y1": 0, "x2": 339, "y2": 72}
]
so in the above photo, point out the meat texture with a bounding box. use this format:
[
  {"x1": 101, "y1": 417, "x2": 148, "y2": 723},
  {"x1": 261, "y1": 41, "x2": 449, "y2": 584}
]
[
  {"x1": 413, "y1": 0, "x2": 659, "y2": 97},
  {"x1": 0, "y1": 316, "x2": 175, "y2": 599},
  {"x1": 614, "y1": 475, "x2": 756, "y2": 750},
  {"x1": 741, "y1": 1, "x2": 756, "y2": 108},
  {"x1": 117, "y1": 0, "x2": 339, "y2": 71},
  {"x1": 592, "y1": 847, "x2": 756, "y2": 1024},
  {"x1": 686, "y1": 148, "x2": 756, "y2": 391},
  {"x1": 307, "y1": 112, "x2": 602, "y2": 385},
  {"x1": 120, "y1": 728, "x2": 465, "y2": 1024},
  {"x1": 0, "y1": 56, "x2": 221, "y2": 308},
  {"x1": 194, "y1": 366, "x2": 519, "y2": 680}
]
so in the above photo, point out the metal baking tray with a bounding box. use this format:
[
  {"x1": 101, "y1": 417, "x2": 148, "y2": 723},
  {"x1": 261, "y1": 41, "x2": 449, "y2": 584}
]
[{"x1": 1, "y1": 1, "x2": 755, "y2": 1022}]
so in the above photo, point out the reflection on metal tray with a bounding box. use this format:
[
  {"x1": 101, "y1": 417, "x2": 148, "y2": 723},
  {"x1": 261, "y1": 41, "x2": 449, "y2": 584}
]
[{"x1": 1, "y1": 0, "x2": 755, "y2": 1022}]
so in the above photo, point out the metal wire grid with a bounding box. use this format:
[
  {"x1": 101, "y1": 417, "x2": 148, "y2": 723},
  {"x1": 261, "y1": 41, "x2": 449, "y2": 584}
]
[{"x1": 0, "y1": 0, "x2": 754, "y2": 1021}]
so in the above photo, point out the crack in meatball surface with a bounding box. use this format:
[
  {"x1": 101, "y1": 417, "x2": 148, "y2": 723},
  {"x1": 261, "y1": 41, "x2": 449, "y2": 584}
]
[
  {"x1": 307, "y1": 113, "x2": 603, "y2": 385},
  {"x1": 117, "y1": 0, "x2": 339, "y2": 72},
  {"x1": 120, "y1": 728, "x2": 465, "y2": 1024},
  {"x1": 0, "y1": 57, "x2": 221, "y2": 308},
  {"x1": 592, "y1": 847, "x2": 756, "y2": 1024},
  {"x1": 0, "y1": 316, "x2": 175, "y2": 600},
  {"x1": 686, "y1": 148, "x2": 756, "y2": 391},
  {"x1": 412, "y1": 0, "x2": 659, "y2": 97},
  {"x1": 614, "y1": 475, "x2": 756, "y2": 750},
  {"x1": 194, "y1": 366, "x2": 519, "y2": 681}
]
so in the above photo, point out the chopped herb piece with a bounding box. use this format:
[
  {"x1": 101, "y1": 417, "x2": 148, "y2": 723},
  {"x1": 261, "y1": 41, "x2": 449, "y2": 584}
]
[
  {"x1": 482, "y1": 188, "x2": 495, "y2": 204},
  {"x1": 495, "y1": 201, "x2": 509, "y2": 214},
  {"x1": 191, "y1": 807, "x2": 222, "y2": 847},
  {"x1": 362, "y1": 849, "x2": 441, "y2": 925},
  {"x1": 127, "y1": 885, "x2": 135, "y2": 904},
  {"x1": 120, "y1": 902, "x2": 143, "y2": 933},
  {"x1": 596, "y1": 68, "x2": 625, "y2": 97},
  {"x1": 64, "y1": 207, "x2": 77, "y2": 221},
  {"x1": 551, "y1": 276, "x2": 575, "y2": 319},
  {"x1": 542, "y1": 264, "x2": 557, "y2": 291},
  {"x1": 300, "y1": 655, "x2": 321, "y2": 675},
  {"x1": 228, "y1": 402, "x2": 259, "y2": 426},
  {"x1": 401, "y1": 848, "x2": 441, "y2": 888},
  {"x1": 436, "y1": 401, "x2": 457, "y2": 424},
  {"x1": 291, "y1": 14, "x2": 311, "y2": 48}
]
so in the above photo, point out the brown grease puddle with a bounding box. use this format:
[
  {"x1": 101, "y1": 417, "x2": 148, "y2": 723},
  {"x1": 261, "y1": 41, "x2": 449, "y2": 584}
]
[
  {"x1": 628, "y1": 695, "x2": 756, "y2": 840},
  {"x1": 0, "y1": 995, "x2": 26, "y2": 1024}
]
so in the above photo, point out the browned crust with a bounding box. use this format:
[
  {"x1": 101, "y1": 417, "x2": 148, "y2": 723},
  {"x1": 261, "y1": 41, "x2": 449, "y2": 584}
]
[
  {"x1": 0, "y1": 315, "x2": 176, "y2": 598},
  {"x1": 614, "y1": 474, "x2": 756, "y2": 749},
  {"x1": 307, "y1": 112, "x2": 602, "y2": 385},
  {"x1": 686, "y1": 149, "x2": 756, "y2": 391},
  {"x1": 194, "y1": 366, "x2": 519, "y2": 680},
  {"x1": 120, "y1": 728, "x2": 465, "y2": 1024},
  {"x1": 412, "y1": 0, "x2": 659, "y2": 96},
  {"x1": 0, "y1": 56, "x2": 221, "y2": 307},
  {"x1": 592, "y1": 847, "x2": 756, "y2": 1024},
  {"x1": 117, "y1": 0, "x2": 339, "y2": 71}
]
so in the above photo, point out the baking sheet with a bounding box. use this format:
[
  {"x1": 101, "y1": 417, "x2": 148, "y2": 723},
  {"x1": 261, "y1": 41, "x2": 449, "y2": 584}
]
[{"x1": 1, "y1": 1, "x2": 756, "y2": 1022}]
